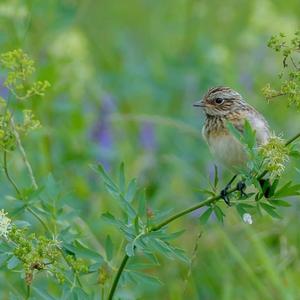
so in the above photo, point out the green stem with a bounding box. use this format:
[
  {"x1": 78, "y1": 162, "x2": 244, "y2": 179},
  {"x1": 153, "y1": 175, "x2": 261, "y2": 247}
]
[
  {"x1": 285, "y1": 132, "x2": 300, "y2": 146},
  {"x1": 26, "y1": 285, "x2": 31, "y2": 300},
  {"x1": 26, "y1": 207, "x2": 52, "y2": 234},
  {"x1": 3, "y1": 151, "x2": 21, "y2": 196},
  {"x1": 107, "y1": 130, "x2": 300, "y2": 299},
  {"x1": 107, "y1": 254, "x2": 129, "y2": 300},
  {"x1": 152, "y1": 187, "x2": 237, "y2": 231}
]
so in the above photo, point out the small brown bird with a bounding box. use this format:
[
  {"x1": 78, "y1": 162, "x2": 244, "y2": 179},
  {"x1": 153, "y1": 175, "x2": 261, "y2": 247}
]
[{"x1": 194, "y1": 86, "x2": 270, "y2": 203}]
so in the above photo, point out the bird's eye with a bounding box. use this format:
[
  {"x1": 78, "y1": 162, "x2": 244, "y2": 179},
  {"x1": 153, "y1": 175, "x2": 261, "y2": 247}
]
[{"x1": 214, "y1": 98, "x2": 224, "y2": 105}]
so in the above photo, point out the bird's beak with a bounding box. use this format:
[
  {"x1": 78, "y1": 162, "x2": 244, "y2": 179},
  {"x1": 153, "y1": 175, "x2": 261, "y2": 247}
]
[{"x1": 193, "y1": 100, "x2": 205, "y2": 108}]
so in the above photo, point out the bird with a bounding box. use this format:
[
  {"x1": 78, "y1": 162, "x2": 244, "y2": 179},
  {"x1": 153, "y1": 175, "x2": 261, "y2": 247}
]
[{"x1": 193, "y1": 86, "x2": 270, "y2": 204}]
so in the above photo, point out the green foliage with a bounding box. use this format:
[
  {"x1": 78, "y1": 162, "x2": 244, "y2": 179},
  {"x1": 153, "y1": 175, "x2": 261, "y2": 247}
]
[
  {"x1": 0, "y1": 1, "x2": 299, "y2": 299},
  {"x1": 262, "y1": 32, "x2": 300, "y2": 109}
]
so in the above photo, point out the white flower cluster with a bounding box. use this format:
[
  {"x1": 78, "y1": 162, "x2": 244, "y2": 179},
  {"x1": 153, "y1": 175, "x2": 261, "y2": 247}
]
[
  {"x1": 259, "y1": 135, "x2": 289, "y2": 178},
  {"x1": 0, "y1": 209, "x2": 11, "y2": 238}
]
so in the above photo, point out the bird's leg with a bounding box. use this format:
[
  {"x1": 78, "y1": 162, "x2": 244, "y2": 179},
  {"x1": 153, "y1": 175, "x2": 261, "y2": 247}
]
[
  {"x1": 236, "y1": 180, "x2": 247, "y2": 198},
  {"x1": 220, "y1": 174, "x2": 237, "y2": 206}
]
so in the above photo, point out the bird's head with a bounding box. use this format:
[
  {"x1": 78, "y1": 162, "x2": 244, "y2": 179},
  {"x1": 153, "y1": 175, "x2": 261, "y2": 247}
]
[{"x1": 193, "y1": 86, "x2": 246, "y2": 117}]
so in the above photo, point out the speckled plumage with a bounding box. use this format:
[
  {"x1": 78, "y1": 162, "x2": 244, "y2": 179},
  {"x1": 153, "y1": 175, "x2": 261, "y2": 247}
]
[{"x1": 194, "y1": 86, "x2": 270, "y2": 169}]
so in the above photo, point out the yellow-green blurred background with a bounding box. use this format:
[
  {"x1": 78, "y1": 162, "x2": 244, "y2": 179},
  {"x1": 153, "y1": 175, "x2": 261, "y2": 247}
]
[{"x1": 0, "y1": 0, "x2": 300, "y2": 299}]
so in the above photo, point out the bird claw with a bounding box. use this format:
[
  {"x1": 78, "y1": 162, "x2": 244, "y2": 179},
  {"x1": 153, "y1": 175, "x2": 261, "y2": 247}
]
[
  {"x1": 237, "y1": 181, "x2": 247, "y2": 198},
  {"x1": 220, "y1": 174, "x2": 237, "y2": 206},
  {"x1": 220, "y1": 187, "x2": 231, "y2": 206}
]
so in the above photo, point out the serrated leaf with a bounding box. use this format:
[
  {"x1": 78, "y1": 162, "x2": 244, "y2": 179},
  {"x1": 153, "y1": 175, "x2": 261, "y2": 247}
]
[
  {"x1": 199, "y1": 207, "x2": 213, "y2": 224},
  {"x1": 105, "y1": 235, "x2": 114, "y2": 261}
]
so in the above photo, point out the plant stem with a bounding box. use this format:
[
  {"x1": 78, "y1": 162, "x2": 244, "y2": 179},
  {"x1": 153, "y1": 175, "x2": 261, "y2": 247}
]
[
  {"x1": 26, "y1": 285, "x2": 31, "y2": 300},
  {"x1": 26, "y1": 207, "x2": 52, "y2": 234},
  {"x1": 107, "y1": 254, "x2": 129, "y2": 300},
  {"x1": 3, "y1": 151, "x2": 21, "y2": 196},
  {"x1": 107, "y1": 130, "x2": 300, "y2": 299},
  {"x1": 285, "y1": 132, "x2": 300, "y2": 146},
  {"x1": 10, "y1": 117, "x2": 38, "y2": 190},
  {"x1": 151, "y1": 187, "x2": 237, "y2": 231}
]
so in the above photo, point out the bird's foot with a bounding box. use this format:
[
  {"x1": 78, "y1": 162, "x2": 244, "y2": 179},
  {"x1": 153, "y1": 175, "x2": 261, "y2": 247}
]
[
  {"x1": 220, "y1": 175, "x2": 237, "y2": 206},
  {"x1": 236, "y1": 180, "x2": 247, "y2": 198}
]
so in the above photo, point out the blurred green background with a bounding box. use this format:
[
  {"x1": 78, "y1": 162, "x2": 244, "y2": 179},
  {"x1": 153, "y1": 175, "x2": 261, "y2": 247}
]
[{"x1": 0, "y1": 0, "x2": 300, "y2": 299}]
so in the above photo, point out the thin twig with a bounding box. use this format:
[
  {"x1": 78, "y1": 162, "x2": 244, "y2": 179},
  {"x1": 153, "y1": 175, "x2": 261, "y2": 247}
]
[
  {"x1": 10, "y1": 117, "x2": 38, "y2": 190},
  {"x1": 107, "y1": 254, "x2": 129, "y2": 300},
  {"x1": 3, "y1": 151, "x2": 21, "y2": 196},
  {"x1": 182, "y1": 231, "x2": 203, "y2": 295}
]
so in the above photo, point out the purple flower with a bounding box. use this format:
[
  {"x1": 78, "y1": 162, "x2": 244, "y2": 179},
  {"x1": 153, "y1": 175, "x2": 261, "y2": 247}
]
[
  {"x1": 0, "y1": 79, "x2": 9, "y2": 99},
  {"x1": 139, "y1": 121, "x2": 156, "y2": 151}
]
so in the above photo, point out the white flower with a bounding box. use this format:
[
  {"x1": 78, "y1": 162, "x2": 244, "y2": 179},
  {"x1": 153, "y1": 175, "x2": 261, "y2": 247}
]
[
  {"x1": 0, "y1": 209, "x2": 11, "y2": 238},
  {"x1": 242, "y1": 213, "x2": 253, "y2": 225}
]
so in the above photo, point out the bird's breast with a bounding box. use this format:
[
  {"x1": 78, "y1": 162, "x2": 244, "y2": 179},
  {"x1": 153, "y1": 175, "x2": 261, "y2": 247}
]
[{"x1": 206, "y1": 133, "x2": 247, "y2": 169}]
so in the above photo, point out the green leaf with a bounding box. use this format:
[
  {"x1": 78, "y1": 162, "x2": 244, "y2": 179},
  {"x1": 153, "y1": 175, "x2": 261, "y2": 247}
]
[
  {"x1": 64, "y1": 240, "x2": 103, "y2": 262},
  {"x1": 118, "y1": 194, "x2": 137, "y2": 219},
  {"x1": 128, "y1": 271, "x2": 163, "y2": 287},
  {"x1": 126, "y1": 179, "x2": 137, "y2": 202},
  {"x1": 149, "y1": 238, "x2": 188, "y2": 263},
  {"x1": 134, "y1": 216, "x2": 140, "y2": 234},
  {"x1": 105, "y1": 235, "x2": 114, "y2": 261},
  {"x1": 195, "y1": 188, "x2": 216, "y2": 197},
  {"x1": 102, "y1": 212, "x2": 123, "y2": 227},
  {"x1": 289, "y1": 150, "x2": 300, "y2": 158},
  {"x1": 260, "y1": 203, "x2": 282, "y2": 219},
  {"x1": 125, "y1": 242, "x2": 135, "y2": 257},
  {"x1": 274, "y1": 181, "x2": 300, "y2": 197},
  {"x1": 119, "y1": 162, "x2": 125, "y2": 193},
  {"x1": 213, "y1": 165, "x2": 219, "y2": 188},
  {"x1": 96, "y1": 164, "x2": 118, "y2": 189},
  {"x1": 243, "y1": 119, "x2": 256, "y2": 149},
  {"x1": 269, "y1": 179, "x2": 280, "y2": 197},
  {"x1": 127, "y1": 262, "x2": 159, "y2": 270},
  {"x1": 199, "y1": 207, "x2": 213, "y2": 224},
  {"x1": 226, "y1": 121, "x2": 242, "y2": 141},
  {"x1": 138, "y1": 189, "x2": 147, "y2": 218},
  {"x1": 214, "y1": 205, "x2": 225, "y2": 223},
  {"x1": 32, "y1": 287, "x2": 56, "y2": 300},
  {"x1": 7, "y1": 256, "x2": 20, "y2": 269},
  {"x1": 270, "y1": 199, "x2": 291, "y2": 207}
]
